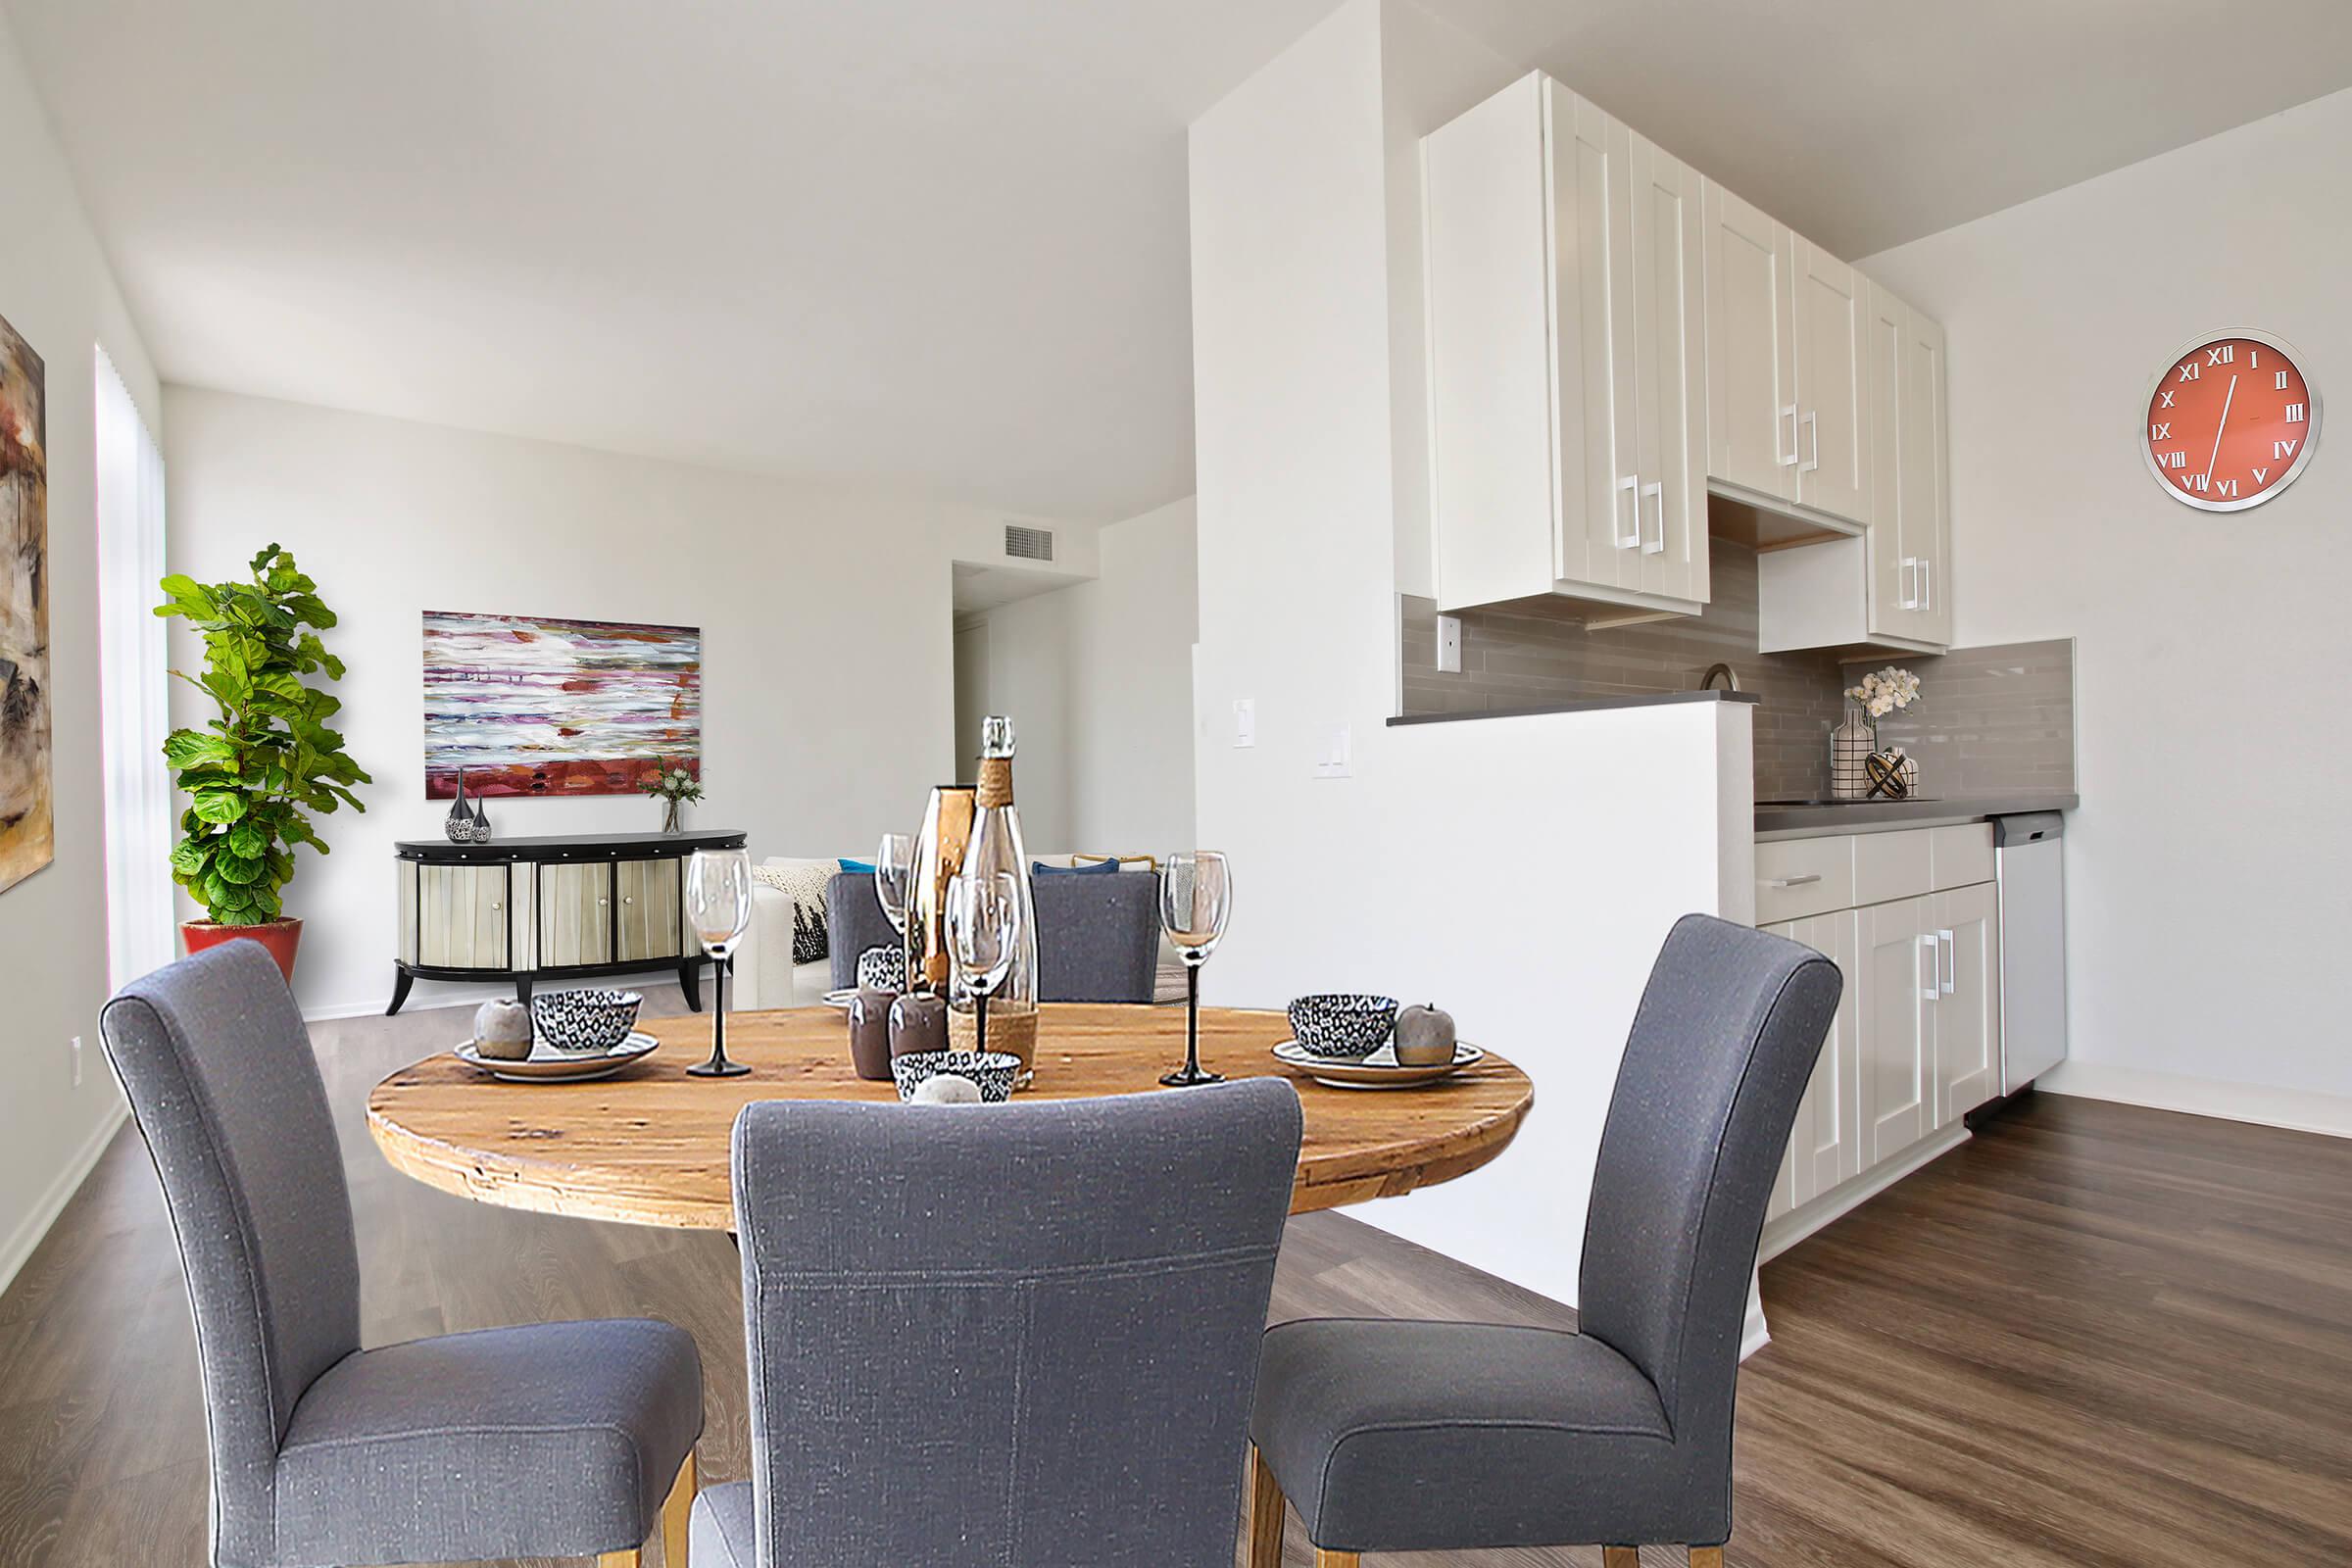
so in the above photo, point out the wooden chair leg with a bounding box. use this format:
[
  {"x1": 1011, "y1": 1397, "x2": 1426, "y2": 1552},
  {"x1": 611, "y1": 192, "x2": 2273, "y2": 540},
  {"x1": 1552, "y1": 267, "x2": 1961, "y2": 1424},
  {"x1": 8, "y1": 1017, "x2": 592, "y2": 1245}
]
[
  {"x1": 597, "y1": 1552, "x2": 642, "y2": 1567},
  {"x1": 1604, "y1": 1550, "x2": 1642, "y2": 1568},
  {"x1": 662, "y1": 1447, "x2": 698, "y2": 1566},
  {"x1": 1690, "y1": 1550, "x2": 1724, "y2": 1568},
  {"x1": 1313, "y1": 1552, "x2": 1359, "y2": 1568},
  {"x1": 1247, "y1": 1446, "x2": 1287, "y2": 1568}
]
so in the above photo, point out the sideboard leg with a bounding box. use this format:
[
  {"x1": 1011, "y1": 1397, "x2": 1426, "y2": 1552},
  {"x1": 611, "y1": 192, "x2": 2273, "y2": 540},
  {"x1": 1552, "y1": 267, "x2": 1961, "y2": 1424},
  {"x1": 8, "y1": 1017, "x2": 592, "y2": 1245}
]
[
  {"x1": 387, "y1": 968, "x2": 415, "y2": 1016},
  {"x1": 514, "y1": 975, "x2": 533, "y2": 1005},
  {"x1": 680, "y1": 959, "x2": 704, "y2": 1012}
]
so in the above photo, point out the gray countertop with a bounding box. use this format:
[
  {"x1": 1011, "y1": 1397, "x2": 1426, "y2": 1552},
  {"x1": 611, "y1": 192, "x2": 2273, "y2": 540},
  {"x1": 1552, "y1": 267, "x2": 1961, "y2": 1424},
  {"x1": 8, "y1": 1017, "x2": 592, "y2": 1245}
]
[
  {"x1": 1388, "y1": 689, "x2": 1760, "y2": 725},
  {"x1": 1755, "y1": 792, "x2": 2079, "y2": 838}
]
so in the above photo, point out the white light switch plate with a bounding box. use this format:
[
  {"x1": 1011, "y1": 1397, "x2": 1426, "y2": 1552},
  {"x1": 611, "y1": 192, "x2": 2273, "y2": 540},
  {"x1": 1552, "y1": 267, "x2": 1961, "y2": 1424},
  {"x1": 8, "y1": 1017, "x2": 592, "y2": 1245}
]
[
  {"x1": 1312, "y1": 724, "x2": 1352, "y2": 779},
  {"x1": 1232, "y1": 698, "x2": 1255, "y2": 748},
  {"x1": 1437, "y1": 615, "x2": 1462, "y2": 673}
]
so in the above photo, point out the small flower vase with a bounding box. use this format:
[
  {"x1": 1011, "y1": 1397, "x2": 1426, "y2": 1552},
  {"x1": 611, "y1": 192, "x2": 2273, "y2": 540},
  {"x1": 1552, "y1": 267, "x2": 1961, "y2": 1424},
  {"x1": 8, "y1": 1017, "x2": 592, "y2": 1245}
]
[
  {"x1": 1830, "y1": 704, "x2": 1877, "y2": 801},
  {"x1": 660, "y1": 796, "x2": 684, "y2": 835}
]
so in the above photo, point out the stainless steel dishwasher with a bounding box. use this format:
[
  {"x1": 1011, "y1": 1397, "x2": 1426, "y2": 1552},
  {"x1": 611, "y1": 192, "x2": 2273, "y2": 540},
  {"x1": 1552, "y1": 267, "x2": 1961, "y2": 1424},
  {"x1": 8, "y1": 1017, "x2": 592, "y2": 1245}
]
[{"x1": 1991, "y1": 812, "x2": 2068, "y2": 1092}]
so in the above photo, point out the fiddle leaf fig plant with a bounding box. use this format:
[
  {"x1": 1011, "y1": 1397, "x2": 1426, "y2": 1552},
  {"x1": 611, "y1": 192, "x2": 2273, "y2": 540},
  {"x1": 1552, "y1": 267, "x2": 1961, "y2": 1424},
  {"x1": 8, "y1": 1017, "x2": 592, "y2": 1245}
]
[{"x1": 155, "y1": 544, "x2": 370, "y2": 925}]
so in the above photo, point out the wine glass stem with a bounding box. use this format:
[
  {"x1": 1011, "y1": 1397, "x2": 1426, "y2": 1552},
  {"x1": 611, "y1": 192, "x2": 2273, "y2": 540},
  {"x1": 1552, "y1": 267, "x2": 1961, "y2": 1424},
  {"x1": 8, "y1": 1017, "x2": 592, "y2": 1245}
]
[
  {"x1": 976, "y1": 992, "x2": 988, "y2": 1057},
  {"x1": 712, "y1": 957, "x2": 728, "y2": 1064},
  {"x1": 1185, "y1": 964, "x2": 1201, "y2": 1075}
]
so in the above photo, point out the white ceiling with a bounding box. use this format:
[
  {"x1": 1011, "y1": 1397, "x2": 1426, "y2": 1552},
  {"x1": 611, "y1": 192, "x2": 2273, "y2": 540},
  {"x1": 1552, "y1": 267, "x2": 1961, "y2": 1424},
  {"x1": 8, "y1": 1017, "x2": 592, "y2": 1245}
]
[
  {"x1": 9, "y1": 1, "x2": 2351, "y2": 523},
  {"x1": 1430, "y1": 0, "x2": 2352, "y2": 260}
]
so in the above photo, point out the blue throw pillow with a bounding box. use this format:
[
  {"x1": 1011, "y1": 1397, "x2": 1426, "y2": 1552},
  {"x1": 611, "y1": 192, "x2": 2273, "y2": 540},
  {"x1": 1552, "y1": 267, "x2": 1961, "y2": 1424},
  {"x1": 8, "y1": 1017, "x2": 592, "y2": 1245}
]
[
  {"x1": 1034, "y1": 858, "x2": 1120, "y2": 876},
  {"x1": 839, "y1": 858, "x2": 875, "y2": 876}
]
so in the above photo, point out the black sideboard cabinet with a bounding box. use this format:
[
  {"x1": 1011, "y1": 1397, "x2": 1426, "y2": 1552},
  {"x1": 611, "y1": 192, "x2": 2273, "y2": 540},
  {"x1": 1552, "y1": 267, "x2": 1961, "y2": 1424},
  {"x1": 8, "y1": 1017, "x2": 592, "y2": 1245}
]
[{"x1": 390, "y1": 829, "x2": 748, "y2": 1014}]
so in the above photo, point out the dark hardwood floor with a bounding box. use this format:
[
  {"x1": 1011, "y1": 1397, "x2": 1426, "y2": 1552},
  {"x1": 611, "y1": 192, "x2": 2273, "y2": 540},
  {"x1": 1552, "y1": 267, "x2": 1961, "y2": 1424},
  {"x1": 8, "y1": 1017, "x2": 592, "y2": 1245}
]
[{"x1": 2, "y1": 988, "x2": 2347, "y2": 1567}]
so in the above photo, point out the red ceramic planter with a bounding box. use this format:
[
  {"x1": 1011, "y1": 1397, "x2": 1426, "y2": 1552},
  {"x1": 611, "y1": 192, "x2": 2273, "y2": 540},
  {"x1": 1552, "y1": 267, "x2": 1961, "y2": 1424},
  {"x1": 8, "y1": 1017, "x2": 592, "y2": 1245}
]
[{"x1": 181, "y1": 918, "x2": 303, "y2": 985}]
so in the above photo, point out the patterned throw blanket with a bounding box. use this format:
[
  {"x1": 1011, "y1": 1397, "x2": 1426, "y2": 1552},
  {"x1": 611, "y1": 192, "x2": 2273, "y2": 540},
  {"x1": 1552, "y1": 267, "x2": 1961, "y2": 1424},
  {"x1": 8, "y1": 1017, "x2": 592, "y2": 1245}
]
[{"x1": 750, "y1": 859, "x2": 836, "y2": 965}]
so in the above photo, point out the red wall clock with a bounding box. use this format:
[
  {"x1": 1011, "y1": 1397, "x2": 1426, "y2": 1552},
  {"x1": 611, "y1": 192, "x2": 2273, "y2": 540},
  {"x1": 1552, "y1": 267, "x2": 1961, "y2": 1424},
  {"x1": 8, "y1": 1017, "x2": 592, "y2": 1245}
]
[{"x1": 2143, "y1": 330, "x2": 2320, "y2": 511}]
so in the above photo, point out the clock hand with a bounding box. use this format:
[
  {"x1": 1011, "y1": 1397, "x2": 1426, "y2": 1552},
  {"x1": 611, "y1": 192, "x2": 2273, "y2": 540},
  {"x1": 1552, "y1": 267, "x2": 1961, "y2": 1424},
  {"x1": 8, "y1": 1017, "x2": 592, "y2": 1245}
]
[{"x1": 2202, "y1": 372, "x2": 2237, "y2": 485}]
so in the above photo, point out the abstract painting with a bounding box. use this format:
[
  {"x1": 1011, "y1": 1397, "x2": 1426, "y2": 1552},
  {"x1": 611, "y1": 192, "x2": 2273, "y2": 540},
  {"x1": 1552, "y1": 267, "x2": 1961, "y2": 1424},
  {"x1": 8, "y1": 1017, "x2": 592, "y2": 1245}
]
[
  {"x1": 422, "y1": 611, "x2": 701, "y2": 798},
  {"x1": 0, "y1": 314, "x2": 49, "y2": 895}
]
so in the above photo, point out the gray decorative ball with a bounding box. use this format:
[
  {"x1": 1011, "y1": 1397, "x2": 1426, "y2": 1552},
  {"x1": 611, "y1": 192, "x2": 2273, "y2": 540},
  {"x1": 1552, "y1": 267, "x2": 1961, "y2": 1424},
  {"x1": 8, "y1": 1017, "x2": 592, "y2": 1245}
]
[
  {"x1": 910, "y1": 1073, "x2": 983, "y2": 1104},
  {"x1": 472, "y1": 1000, "x2": 533, "y2": 1059}
]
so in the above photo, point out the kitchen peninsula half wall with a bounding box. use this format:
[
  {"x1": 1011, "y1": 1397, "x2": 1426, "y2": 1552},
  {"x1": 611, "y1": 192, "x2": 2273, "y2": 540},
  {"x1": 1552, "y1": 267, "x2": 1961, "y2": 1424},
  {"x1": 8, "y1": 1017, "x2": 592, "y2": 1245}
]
[{"x1": 1400, "y1": 542, "x2": 2074, "y2": 802}]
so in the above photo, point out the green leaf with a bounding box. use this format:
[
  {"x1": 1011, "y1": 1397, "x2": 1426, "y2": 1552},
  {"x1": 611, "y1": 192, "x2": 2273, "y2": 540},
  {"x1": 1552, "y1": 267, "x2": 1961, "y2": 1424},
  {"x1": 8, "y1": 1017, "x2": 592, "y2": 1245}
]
[
  {"x1": 163, "y1": 730, "x2": 239, "y2": 770},
  {"x1": 191, "y1": 791, "x2": 248, "y2": 825},
  {"x1": 169, "y1": 842, "x2": 208, "y2": 877}
]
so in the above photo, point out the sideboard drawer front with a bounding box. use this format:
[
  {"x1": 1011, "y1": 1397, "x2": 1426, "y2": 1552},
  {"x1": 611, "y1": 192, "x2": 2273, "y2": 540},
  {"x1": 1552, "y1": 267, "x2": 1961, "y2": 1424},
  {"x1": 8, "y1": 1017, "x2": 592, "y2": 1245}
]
[
  {"x1": 614, "y1": 858, "x2": 684, "y2": 962},
  {"x1": 1756, "y1": 836, "x2": 1856, "y2": 923},
  {"x1": 415, "y1": 862, "x2": 513, "y2": 970},
  {"x1": 1852, "y1": 828, "x2": 1936, "y2": 907},
  {"x1": 539, "y1": 862, "x2": 613, "y2": 968},
  {"x1": 1930, "y1": 823, "x2": 1995, "y2": 890}
]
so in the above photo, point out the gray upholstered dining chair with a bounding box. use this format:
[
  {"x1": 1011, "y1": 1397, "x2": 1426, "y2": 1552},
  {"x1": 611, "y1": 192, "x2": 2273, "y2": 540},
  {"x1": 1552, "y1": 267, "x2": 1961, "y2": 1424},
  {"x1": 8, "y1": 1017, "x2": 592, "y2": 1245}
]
[
  {"x1": 1245, "y1": 914, "x2": 1841, "y2": 1568},
  {"x1": 99, "y1": 941, "x2": 705, "y2": 1568},
  {"x1": 691, "y1": 1076, "x2": 1303, "y2": 1568},
  {"x1": 828, "y1": 866, "x2": 1163, "y2": 1002}
]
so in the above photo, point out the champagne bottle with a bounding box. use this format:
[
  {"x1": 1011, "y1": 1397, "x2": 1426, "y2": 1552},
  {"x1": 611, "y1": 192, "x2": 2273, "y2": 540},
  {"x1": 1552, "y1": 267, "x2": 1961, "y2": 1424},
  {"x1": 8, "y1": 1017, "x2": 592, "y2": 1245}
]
[{"x1": 951, "y1": 714, "x2": 1039, "y2": 1077}]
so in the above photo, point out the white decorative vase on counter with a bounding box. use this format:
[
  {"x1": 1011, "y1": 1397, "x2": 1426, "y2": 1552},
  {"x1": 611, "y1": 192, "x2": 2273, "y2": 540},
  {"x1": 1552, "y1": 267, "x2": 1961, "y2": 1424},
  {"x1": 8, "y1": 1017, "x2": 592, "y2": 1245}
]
[{"x1": 1830, "y1": 705, "x2": 1877, "y2": 801}]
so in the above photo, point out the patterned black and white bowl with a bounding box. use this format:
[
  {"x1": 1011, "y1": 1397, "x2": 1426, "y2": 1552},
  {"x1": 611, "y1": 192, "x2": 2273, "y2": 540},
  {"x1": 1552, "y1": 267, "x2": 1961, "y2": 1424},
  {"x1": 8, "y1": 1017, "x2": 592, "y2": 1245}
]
[
  {"x1": 857, "y1": 944, "x2": 906, "y2": 993},
  {"x1": 529, "y1": 989, "x2": 643, "y2": 1054},
  {"x1": 1286, "y1": 994, "x2": 1399, "y2": 1058},
  {"x1": 891, "y1": 1050, "x2": 1020, "y2": 1102}
]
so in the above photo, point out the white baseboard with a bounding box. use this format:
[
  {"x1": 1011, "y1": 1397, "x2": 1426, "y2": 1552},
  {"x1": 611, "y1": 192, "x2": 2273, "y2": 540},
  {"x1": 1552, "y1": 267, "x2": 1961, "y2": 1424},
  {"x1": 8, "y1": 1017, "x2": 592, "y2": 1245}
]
[
  {"x1": 1757, "y1": 1121, "x2": 1971, "y2": 1265},
  {"x1": 1740, "y1": 1273, "x2": 1769, "y2": 1360},
  {"x1": 2037, "y1": 1061, "x2": 2352, "y2": 1140},
  {"x1": 0, "y1": 1098, "x2": 130, "y2": 1299}
]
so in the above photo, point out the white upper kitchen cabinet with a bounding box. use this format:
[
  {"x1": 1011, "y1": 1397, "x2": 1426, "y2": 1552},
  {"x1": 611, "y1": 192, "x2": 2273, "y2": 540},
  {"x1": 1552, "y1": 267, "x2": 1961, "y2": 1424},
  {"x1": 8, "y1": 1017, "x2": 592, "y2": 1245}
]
[
  {"x1": 1425, "y1": 74, "x2": 1708, "y2": 619},
  {"x1": 1700, "y1": 179, "x2": 1797, "y2": 506},
  {"x1": 1792, "y1": 239, "x2": 1870, "y2": 522},
  {"x1": 1756, "y1": 278, "x2": 1952, "y2": 653}
]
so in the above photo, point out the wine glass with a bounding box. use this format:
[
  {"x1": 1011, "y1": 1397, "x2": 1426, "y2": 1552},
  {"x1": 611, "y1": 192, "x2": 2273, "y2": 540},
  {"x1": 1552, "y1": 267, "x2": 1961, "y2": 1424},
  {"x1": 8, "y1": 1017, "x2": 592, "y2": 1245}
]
[
  {"x1": 684, "y1": 847, "x2": 755, "y2": 1078},
  {"x1": 1158, "y1": 851, "x2": 1232, "y2": 1087},
  {"x1": 875, "y1": 832, "x2": 916, "y2": 937},
  {"x1": 946, "y1": 872, "x2": 1020, "y2": 1059}
]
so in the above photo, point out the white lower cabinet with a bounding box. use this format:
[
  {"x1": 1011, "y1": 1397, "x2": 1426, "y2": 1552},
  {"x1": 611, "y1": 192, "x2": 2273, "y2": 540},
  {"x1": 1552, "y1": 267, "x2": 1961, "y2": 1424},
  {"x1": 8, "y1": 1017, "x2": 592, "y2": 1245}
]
[{"x1": 1762, "y1": 827, "x2": 2001, "y2": 1229}]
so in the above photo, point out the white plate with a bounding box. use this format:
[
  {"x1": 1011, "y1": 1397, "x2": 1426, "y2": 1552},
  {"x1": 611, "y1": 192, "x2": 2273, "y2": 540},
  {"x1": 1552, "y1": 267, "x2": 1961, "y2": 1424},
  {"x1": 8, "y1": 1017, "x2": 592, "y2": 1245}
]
[
  {"x1": 454, "y1": 1031, "x2": 660, "y2": 1082},
  {"x1": 1271, "y1": 1039, "x2": 1484, "y2": 1089},
  {"x1": 820, "y1": 988, "x2": 857, "y2": 1010}
]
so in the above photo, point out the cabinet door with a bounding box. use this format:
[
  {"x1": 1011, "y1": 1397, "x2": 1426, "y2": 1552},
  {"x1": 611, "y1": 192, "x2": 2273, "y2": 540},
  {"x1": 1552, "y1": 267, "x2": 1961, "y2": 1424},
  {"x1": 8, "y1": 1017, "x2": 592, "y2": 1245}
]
[
  {"x1": 1628, "y1": 130, "x2": 1709, "y2": 606},
  {"x1": 538, "y1": 861, "x2": 613, "y2": 969},
  {"x1": 1792, "y1": 238, "x2": 1870, "y2": 523},
  {"x1": 1761, "y1": 920, "x2": 1804, "y2": 1221},
  {"x1": 411, "y1": 862, "x2": 512, "y2": 971},
  {"x1": 1932, "y1": 882, "x2": 1999, "y2": 1124},
  {"x1": 1551, "y1": 84, "x2": 1639, "y2": 593},
  {"x1": 1862, "y1": 278, "x2": 1913, "y2": 637},
  {"x1": 1790, "y1": 909, "x2": 1864, "y2": 1200},
  {"x1": 1901, "y1": 307, "x2": 1952, "y2": 645},
  {"x1": 1860, "y1": 896, "x2": 1935, "y2": 1163},
  {"x1": 615, "y1": 858, "x2": 684, "y2": 962},
  {"x1": 1702, "y1": 180, "x2": 1798, "y2": 502}
]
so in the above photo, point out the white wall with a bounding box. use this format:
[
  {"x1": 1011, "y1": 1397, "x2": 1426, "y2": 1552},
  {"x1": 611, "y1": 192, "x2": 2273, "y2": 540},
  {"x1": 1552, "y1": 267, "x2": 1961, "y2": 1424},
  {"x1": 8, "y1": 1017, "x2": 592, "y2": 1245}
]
[
  {"x1": 1861, "y1": 87, "x2": 2352, "y2": 1123},
  {"x1": 1190, "y1": 0, "x2": 1749, "y2": 1305},
  {"x1": 164, "y1": 387, "x2": 1094, "y2": 1018},
  {"x1": 0, "y1": 9, "x2": 165, "y2": 1293},
  {"x1": 957, "y1": 496, "x2": 1199, "y2": 854}
]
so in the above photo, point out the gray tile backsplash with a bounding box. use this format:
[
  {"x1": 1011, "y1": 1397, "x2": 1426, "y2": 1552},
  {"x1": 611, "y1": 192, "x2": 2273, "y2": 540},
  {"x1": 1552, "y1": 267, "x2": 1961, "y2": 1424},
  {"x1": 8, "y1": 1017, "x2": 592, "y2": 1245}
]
[{"x1": 1399, "y1": 541, "x2": 2073, "y2": 801}]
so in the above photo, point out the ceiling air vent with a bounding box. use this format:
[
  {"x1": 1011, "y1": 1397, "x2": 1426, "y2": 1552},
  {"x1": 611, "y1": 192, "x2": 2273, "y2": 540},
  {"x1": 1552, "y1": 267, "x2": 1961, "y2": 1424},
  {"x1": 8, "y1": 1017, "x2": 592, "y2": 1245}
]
[{"x1": 1004, "y1": 523, "x2": 1054, "y2": 563}]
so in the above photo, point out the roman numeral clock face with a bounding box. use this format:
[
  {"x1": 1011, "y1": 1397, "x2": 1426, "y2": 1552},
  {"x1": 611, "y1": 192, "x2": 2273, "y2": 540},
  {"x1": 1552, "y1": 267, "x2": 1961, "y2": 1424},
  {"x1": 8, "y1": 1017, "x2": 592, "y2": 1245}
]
[{"x1": 2144, "y1": 331, "x2": 2320, "y2": 511}]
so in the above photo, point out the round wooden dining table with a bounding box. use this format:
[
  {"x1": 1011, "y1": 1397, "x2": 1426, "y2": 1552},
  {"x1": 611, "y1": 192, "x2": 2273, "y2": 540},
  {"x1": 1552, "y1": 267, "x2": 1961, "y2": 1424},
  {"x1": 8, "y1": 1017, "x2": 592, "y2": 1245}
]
[{"x1": 367, "y1": 1003, "x2": 1534, "y2": 1229}]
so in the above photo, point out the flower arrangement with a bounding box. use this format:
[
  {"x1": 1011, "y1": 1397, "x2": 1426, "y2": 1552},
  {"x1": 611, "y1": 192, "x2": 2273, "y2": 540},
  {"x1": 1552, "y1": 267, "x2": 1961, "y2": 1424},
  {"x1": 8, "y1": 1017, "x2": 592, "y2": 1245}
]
[
  {"x1": 641, "y1": 758, "x2": 704, "y2": 833},
  {"x1": 1844, "y1": 666, "x2": 1922, "y2": 719}
]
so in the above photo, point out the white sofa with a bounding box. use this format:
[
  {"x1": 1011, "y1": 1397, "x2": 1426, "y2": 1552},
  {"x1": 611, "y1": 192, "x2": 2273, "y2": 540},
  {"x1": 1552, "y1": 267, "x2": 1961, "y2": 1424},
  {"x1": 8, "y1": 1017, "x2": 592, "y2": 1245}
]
[{"x1": 734, "y1": 853, "x2": 1182, "y2": 1010}]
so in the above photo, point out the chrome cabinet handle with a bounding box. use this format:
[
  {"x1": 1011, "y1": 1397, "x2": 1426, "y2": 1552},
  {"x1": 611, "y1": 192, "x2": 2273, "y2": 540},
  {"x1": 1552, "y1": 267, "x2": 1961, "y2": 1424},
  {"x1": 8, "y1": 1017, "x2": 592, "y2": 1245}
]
[
  {"x1": 1897, "y1": 558, "x2": 1920, "y2": 611},
  {"x1": 1919, "y1": 932, "x2": 1940, "y2": 1003},
  {"x1": 1921, "y1": 560, "x2": 1934, "y2": 613},
  {"x1": 1798, "y1": 411, "x2": 1821, "y2": 474},
  {"x1": 1765, "y1": 873, "x2": 1822, "y2": 889},
  {"x1": 1939, "y1": 928, "x2": 1955, "y2": 995},
  {"x1": 1640, "y1": 481, "x2": 1665, "y2": 555},
  {"x1": 1778, "y1": 403, "x2": 1799, "y2": 466},
  {"x1": 1614, "y1": 474, "x2": 1641, "y2": 549}
]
